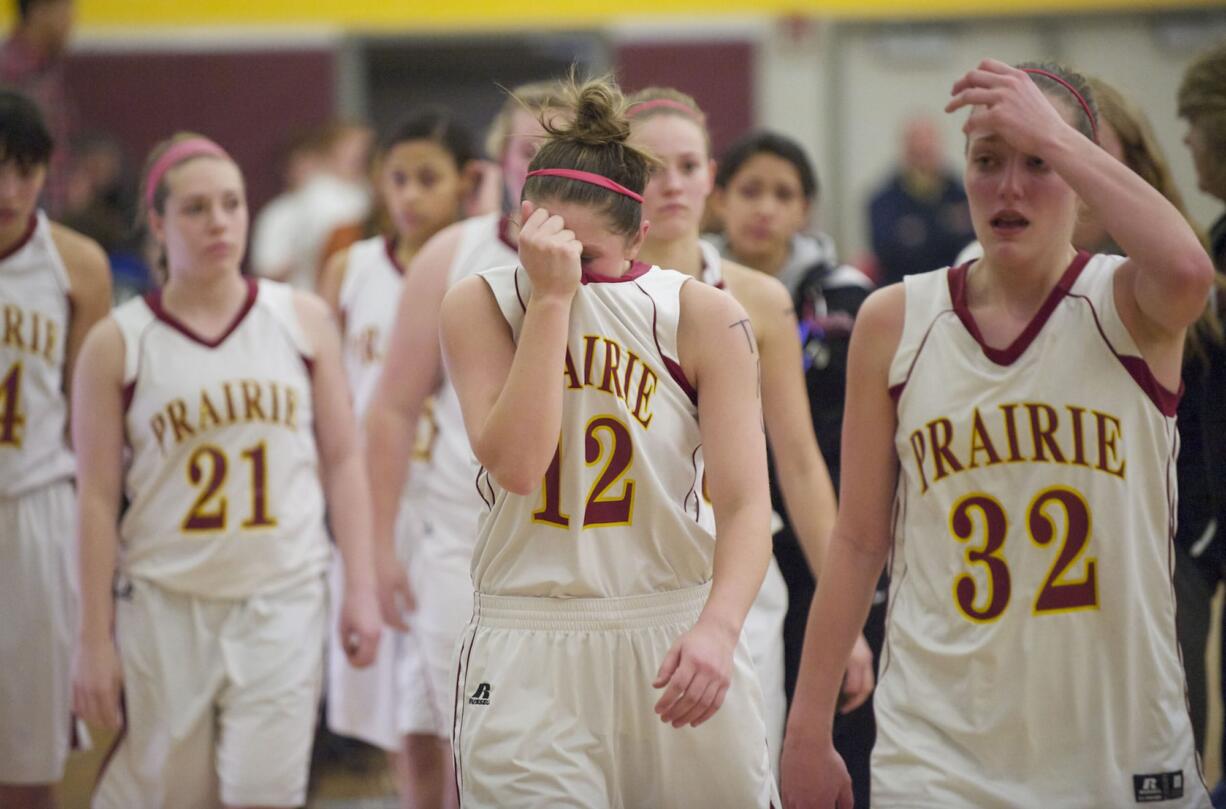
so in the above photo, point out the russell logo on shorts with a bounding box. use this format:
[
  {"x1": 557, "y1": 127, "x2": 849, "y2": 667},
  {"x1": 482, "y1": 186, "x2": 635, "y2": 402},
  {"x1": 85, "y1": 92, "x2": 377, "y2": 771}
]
[
  {"x1": 469, "y1": 683, "x2": 491, "y2": 706},
  {"x1": 1133, "y1": 772, "x2": 1184, "y2": 802}
]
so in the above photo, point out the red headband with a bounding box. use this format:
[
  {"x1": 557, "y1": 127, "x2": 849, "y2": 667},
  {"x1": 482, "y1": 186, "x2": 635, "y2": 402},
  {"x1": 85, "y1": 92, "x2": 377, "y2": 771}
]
[
  {"x1": 145, "y1": 137, "x2": 231, "y2": 210},
  {"x1": 526, "y1": 168, "x2": 643, "y2": 204},
  {"x1": 1022, "y1": 68, "x2": 1098, "y2": 142},
  {"x1": 627, "y1": 98, "x2": 701, "y2": 119}
]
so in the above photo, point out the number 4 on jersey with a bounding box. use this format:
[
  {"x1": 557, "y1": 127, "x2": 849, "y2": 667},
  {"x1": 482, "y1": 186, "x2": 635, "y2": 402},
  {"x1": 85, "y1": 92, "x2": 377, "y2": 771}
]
[{"x1": 0, "y1": 362, "x2": 25, "y2": 447}]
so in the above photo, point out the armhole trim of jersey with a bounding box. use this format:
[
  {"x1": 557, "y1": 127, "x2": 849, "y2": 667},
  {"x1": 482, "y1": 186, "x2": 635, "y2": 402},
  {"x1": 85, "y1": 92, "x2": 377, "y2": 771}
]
[
  {"x1": 633, "y1": 278, "x2": 697, "y2": 406},
  {"x1": 1068, "y1": 290, "x2": 1182, "y2": 417},
  {"x1": 888, "y1": 309, "x2": 949, "y2": 403}
]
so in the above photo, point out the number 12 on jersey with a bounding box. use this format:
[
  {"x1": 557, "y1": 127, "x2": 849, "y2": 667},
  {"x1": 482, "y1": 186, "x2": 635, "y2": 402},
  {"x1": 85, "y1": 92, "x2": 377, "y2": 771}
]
[{"x1": 534, "y1": 414, "x2": 636, "y2": 529}]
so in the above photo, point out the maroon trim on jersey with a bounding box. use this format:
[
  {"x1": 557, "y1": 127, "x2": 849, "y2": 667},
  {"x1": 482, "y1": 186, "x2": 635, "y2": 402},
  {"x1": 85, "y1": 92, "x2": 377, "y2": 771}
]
[
  {"x1": 888, "y1": 308, "x2": 950, "y2": 403},
  {"x1": 633, "y1": 279, "x2": 698, "y2": 405},
  {"x1": 0, "y1": 213, "x2": 38, "y2": 263},
  {"x1": 300, "y1": 353, "x2": 316, "y2": 379},
  {"x1": 144, "y1": 277, "x2": 259, "y2": 349},
  {"x1": 1068, "y1": 289, "x2": 1182, "y2": 417},
  {"x1": 948, "y1": 251, "x2": 1090, "y2": 366},
  {"x1": 122, "y1": 379, "x2": 137, "y2": 413},
  {"x1": 475, "y1": 466, "x2": 494, "y2": 510},
  {"x1": 685, "y1": 445, "x2": 703, "y2": 523},
  {"x1": 497, "y1": 216, "x2": 517, "y2": 252},
  {"x1": 581, "y1": 260, "x2": 651, "y2": 286},
  {"x1": 384, "y1": 235, "x2": 406, "y2": 276},
  {"x1": 513, "y1": 268, "x2": 527, "y2": 313}
]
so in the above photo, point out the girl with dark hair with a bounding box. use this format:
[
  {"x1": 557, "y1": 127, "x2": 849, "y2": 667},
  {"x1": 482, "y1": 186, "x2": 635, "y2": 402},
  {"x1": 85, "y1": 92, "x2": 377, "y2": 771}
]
[
  {"x1": 72, "y1": 132, "x2": 381, "y2": 809},
  {"x1": 0, "y1": 88, "x2": 111, "y2": 809},
  {"x1": 626, "y1": 89, "x2": 874, "y2": 787},
  {"x1": 442, "y1": 75, "x2": 777, "y2": 807},
  {"x1": 315, "y1": 108, "x2": 478, "y2": 808},
  {"x1": 362, "y1": 81, "x2": 568, "y2": 809},
  {"x1": 781, "y1": 59, "x2": 1213, "y2": 808}
]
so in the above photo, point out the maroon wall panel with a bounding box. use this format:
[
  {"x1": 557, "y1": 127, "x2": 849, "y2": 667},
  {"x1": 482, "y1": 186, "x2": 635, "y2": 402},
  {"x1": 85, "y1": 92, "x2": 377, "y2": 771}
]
[
  {"x1": 615, "y1": 40, "x2": 754, "y2": 160},
  {"x1": 65, "y1": 49, "x2": 336, "y2": 212}
]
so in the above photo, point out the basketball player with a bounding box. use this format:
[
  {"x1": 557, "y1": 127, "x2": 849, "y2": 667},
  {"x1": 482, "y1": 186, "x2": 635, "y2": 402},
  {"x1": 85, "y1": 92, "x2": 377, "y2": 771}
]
[
  {"x1": 0, "y1": 90, "x2": 110, "y2": 809},
  {"x1": 363, "y1": 81, "x2": 565, "y2": 808},
  {"x1": 442, "y1": 75, "x2": 776, "y2": 807},
  {"x1": 780, "y1": 60, "x2": 1214, "y2": 808},
  {"x1": 71, "y1": 133, "x2": 382, "y2": 809},
  {"x1": 317, "y1": 109, "x2": 478, "y2": 800},
  {"x1": 625, "y1": 88, "x2": 873, "y2": 773}
]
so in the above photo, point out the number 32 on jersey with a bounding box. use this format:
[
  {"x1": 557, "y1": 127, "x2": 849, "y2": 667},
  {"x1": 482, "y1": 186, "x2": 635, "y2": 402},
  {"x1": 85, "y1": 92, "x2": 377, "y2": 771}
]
[{"x1": 950, "y1": 485, "x2": 1098, "y2": 622}]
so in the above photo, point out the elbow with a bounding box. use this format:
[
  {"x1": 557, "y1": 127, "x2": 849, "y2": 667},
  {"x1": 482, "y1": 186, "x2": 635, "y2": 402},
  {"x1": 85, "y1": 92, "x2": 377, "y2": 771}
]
[{"x1": 474, "y1": 441, "x2": 548, "y2": 496}]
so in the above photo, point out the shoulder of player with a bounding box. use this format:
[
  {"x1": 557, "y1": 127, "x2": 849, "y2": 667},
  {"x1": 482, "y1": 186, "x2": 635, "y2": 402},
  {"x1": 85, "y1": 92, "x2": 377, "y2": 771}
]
[
  {"x1": 48, "y1": 221, "x2": 110, "y2": 294},
  {"x1": 852, "y1": 283, "x2": 906, "y2": 359},
  {"x1": 287, "y1": 288, "x2": 338, "y2": 349},
  {"x1": 316, "y1": 245, "x2": 352, "y2": 309},
  {"x1": 414, "y1": 217, "x2": 468, "y2": 270},
  {"x1": 718, "y1": 260, "x2": 792, "y2": 310},
  {"x1": 679, "y1": 276, "x2": 752, "y2": 335},
  {"x1": 78, "y1": 314, "x2": 126, "y2": 379}
]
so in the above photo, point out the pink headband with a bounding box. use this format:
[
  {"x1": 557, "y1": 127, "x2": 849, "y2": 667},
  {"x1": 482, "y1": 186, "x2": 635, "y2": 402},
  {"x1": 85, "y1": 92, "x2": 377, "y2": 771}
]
[
  {"x1": 526, "y1": 168, "x2": 643, "y2": 204},
  {"x1": 627, "y1": 98, "x2": 701, "y2": 119},
  {"x1": 145, "y1": 137, "x2": 231, "y2": 210},
  {"x1": 1022, "y1": 68, "x2": 1098, "y2": 142}
]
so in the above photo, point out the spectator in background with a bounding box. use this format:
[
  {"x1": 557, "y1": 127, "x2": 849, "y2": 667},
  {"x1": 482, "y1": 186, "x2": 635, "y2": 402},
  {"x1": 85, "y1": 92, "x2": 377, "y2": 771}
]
[
  {"x1": 0, "y1": 0, "x2": 74, "y2": 215},
  {"x1": 706, "y1": 129, "x2": 880, "y2": 809},
  {"x1": 868, "y1": 115, "x2": 973, "y2": 285},
  {"x1": 250, "y1": 121, "x2": 373, "y2": 290},
  {"x1": 1180, "y1": 41, "x2": 1226, "y2": 272}
]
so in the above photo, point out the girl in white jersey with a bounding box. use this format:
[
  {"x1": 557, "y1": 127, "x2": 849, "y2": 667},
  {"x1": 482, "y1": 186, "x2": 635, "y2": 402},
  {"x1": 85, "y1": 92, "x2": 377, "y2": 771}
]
[
  {"x1": 781, "y1": 60, "x2": 1215, "y2": 809},
  {"x1": 71, "y1": 133, "x2": 382, "y2": 809},
  {"x1": 364, "y1": 81, "x2": 566, "y2": 809},
  {"x1": 0, "y1": 90, "x2": 111, "y2": 809},
  {"x1": 441, "y1": 76, "x2": 776, "y2": 808},
  {"x1": 316, "y1": 109, "x2": 477, "y2": 804},
  {"x1": 627, "y1": 88, "x2": 874, "y2": 775}
]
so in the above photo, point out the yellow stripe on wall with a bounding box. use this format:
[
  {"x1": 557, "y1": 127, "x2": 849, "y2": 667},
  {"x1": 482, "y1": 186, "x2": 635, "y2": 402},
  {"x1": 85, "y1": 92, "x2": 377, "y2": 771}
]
[{"x1": 44, "y1": 0, "x2": 1223, "y2": 30}]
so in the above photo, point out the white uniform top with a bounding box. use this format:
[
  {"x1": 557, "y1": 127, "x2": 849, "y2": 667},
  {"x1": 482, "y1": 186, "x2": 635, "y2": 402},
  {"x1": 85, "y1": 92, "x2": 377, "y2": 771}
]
[
  {"x1": 0, "y1": 212, "x2": 74, "y2": 497},
  {"x1": 417, "y1": 213, "x2": 517, "y2": 513},
  {"x1": 114, "y1": 279, "x2": 330, "y2": 600},
  {"x1": 339, "y1": 235, "x2": 405, "y2": 421},
  {"x1": 878, "y1": 253, "x2": 1207, "y2": 807},
  {"x1": 474, "y1": 261, "x2": 713, "y2": 598}
]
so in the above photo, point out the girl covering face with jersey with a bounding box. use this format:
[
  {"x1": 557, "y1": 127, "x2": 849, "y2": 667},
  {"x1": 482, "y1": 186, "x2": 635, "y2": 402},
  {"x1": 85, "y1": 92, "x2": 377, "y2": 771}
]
[
  {"x1": 315, "y1": 109, "x2": 477, "y2": 807},
  {"x1": 626, "y1": 88, "x2": 874, "y2": 783},
  {"x1": 780, "y1": 60, "x2": 1214, "y2": 809},
  {"x1": 71, "y1": 133, "x2": 381, "y2": 809},
  {"x1": 440, "y1": 75, "x2": 778, "y2": 808}
]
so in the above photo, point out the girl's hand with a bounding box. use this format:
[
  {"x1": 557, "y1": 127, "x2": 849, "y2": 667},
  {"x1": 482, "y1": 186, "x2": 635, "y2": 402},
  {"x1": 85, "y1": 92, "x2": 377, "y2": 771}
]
[
  {"x1": 945, "y1": 58, "x2": 1084, "y2": 157},
  {"x1": 517, "y1": 200, "x2": 582, "y2": 300},
  {"x1": 73, "y1": 637, "x2": 124, "y2": 731},
  {"x1": 652, "y1": 617, "x2": 737, "y2": 728},
  {"x1": 340, "y1": 581, "x2": 383, "y2": 668}
]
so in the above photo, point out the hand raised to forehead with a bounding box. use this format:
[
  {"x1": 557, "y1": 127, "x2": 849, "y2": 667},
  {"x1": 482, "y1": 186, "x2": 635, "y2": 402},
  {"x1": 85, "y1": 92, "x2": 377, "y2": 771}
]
[
  {"x1": 517, "y1": 199, "x2": 582, "y2": 300},
  {"x1": 946, "y1": 59, "x2": 1080, "y2": 158}
]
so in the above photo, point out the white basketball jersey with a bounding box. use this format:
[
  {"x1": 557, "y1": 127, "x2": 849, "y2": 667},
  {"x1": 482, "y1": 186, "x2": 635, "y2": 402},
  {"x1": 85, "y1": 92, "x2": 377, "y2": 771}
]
[
  {"x1": 0, "y1": 212, "x2": 74, "y2": 497},
  {"x1": 877, "y1": 253, "x2": 1207, "y2": 807},
  {"x1": 339, "y1": 236, "x2": 405, "y2": 421},
  {"x1": 473, "y1": 262, "x2": 713, "y2": 598},
  {"x1": 114, "y1": 279, "x2": 330, "y2": 599}
]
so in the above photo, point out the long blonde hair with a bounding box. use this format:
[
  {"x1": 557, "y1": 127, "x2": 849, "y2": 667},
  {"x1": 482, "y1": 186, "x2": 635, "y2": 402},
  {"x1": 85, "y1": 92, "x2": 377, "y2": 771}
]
[{"x1": 1090, "y1": 75, "x2": 1225, "y2": 368}]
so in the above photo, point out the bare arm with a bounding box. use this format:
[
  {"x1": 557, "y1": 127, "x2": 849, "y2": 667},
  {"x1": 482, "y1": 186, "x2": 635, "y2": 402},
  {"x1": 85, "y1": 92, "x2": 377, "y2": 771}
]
[
  {"x1": 439, "y1": 202, "x2": 580, "y2": 495},
  {"x1": 652, "y1": 281, "x2": 772, "y2": 729},
  {"x1": 365, "y1": 226, "x2": 457, "y2": 563},
  {"x1": 71, "y1": 319, "x2": 126, "y2": 731},
  {"x1": 780, "y1": 285, "x2": 904, "y2": 808},
  {"x1": 52, "y1": 223, "x2": 112, "y2": 436},
  {"x1": 316, "y1": 245, "x2": 350, "y2": 320},
  {"x1": 295, "y1": 291, "x2": 381, "y2": 667}
]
